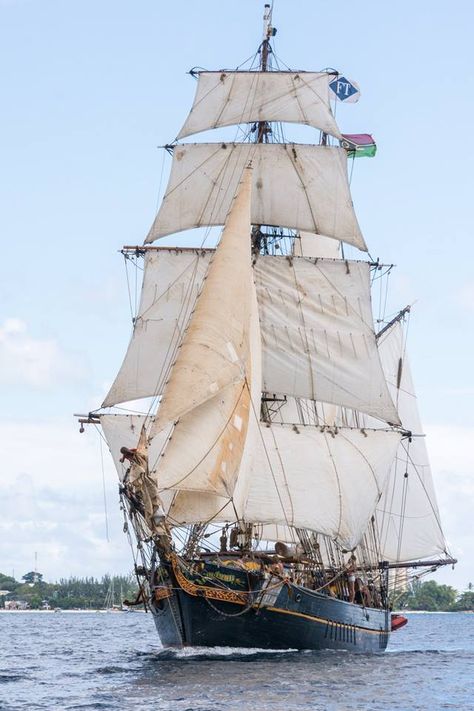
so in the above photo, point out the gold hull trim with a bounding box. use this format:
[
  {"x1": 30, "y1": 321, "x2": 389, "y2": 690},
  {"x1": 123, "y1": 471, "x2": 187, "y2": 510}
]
[
  {"x1": 154, "y1": 586, "x2": 173, "y2": 602},
  {"x1": 169, "y1": 555, "x2": 389, "y2": 636},
  {"x1": 266, "y1": 606, "x2": 390, "y2": 635},
  {"x1": 171, "y1": 554, "x2": 248, "y2": 605}
]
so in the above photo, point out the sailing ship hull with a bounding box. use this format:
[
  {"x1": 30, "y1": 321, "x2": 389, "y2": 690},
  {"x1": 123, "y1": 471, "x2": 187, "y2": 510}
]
[{"x1": 151, "y1": 578, "x2": 390, "y2": 653}]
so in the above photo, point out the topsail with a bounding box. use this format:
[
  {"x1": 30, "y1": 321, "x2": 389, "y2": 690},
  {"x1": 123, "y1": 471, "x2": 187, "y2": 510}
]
[
  {"x1": 145, "y1": 143, "x2": 366, "y2": 251},
  {"x1": 177, "y1": 71, "x2": 343, "y2": 140}
]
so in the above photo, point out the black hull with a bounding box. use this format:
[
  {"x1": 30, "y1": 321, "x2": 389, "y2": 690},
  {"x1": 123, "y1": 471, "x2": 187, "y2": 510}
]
[{"x1": 151, "y1": 579, "x2": 390, "y2": 653}]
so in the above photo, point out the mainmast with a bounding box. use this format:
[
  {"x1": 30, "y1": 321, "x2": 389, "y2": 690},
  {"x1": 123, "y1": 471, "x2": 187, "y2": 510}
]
[
  {"x1": 261, "y1": 3, "x2": 272, "y2": 70},
  {"x1": 254, "y1": 4, "x2": 274, "y2": 422},
  {"x1": 241, "y1": 4, "x2": 276, "y2": 548},
  {"x1": 257, "y1": 4, "x2": 275, "y2": 143},
  {"x1": 252, "y1": 4, "x2": 277, "y2": 258}
]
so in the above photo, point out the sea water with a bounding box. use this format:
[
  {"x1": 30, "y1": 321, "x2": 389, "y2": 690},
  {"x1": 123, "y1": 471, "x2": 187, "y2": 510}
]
[{"x1": 1, "y1": 611, "x2": 473, "y2": 710}]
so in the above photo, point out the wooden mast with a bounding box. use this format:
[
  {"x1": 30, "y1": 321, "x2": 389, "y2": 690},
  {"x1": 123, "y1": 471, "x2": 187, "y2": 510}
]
[
  {"x1": 257, "y1": 3, "x2": 273, "y2": 143},
  {"x1": 252, "y1": 4, "x2": 274, "y2": 258}
]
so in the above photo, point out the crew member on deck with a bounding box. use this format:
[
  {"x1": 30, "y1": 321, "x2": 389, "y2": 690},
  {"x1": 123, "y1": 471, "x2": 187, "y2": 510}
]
[
  {"x1": 346, "y1": 554, "x2": 357, "y2": 603},
  {"x1": 219, "y1": 528, "x2": 228, "y2": 553}
]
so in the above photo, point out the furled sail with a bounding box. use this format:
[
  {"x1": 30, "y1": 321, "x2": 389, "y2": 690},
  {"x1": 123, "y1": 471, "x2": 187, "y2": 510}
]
[
  {"x1": 177, "y1": 71, "x2": 342, "y2": 140},
  {"x1": 149, "y1": 169, "x2": 256, "y2": 498},
  {"x1": 254, "y1": 255, "x2": 401, "y2": 425},
  {"x1": 375, "y1": 323, "x2": 447, "y2": 561},
  {"x1": 102, "y1": 249, "x2": 213, "y2": 407},
  {"x1": 240, "y1": 424, "x2": 401, "y2": 550},
  {"x1": 145, "y1": 143, "x2": 366, "y2": 251}
]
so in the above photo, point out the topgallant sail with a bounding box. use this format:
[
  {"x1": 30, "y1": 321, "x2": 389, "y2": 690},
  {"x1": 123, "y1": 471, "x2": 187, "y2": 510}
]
[{"x1": 77, "y1": 5, "x2": 455, "y2": 652}]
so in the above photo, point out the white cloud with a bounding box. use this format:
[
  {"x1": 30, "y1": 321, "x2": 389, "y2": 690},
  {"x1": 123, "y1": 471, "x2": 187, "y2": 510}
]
[
  {"x1": 0, "y1": 420, "x2": 132, "y2": 582},
  {"x1": 0, "y1": 318, "x2": 82, "y2": 389}
]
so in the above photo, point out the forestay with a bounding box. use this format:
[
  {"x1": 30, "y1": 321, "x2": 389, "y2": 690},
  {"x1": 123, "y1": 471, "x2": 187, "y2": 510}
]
[
  {"x1": 254, "y1": 256, "x2": 400, "y2": 425},
  {"x1": 177, "y1": 71, "x2": 342, "y2": 140},
  {"x1": 145, "y1": 143, "x2": 366, "y2": 251}
]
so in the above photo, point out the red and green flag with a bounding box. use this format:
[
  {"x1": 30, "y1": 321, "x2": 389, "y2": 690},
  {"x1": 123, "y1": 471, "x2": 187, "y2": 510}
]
[{"x1": 340, "y1": 133, "x2": 376, "y2": 158}]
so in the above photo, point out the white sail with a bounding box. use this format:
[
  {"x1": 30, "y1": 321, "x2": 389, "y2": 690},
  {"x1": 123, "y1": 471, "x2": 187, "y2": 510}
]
[
  {"x1": 104, "y1": 251, "x2": 398, "y2": 424},
  {"x1": 240, "y1": 424, "x2": 401, "y2": 550},
  {"x1": 100, "y1": 414, "x2": 147, "y2": 481},
  {"x1": 100, "y1": 414, "x2": 172, "y2": 482},
  {"x1": 254, "y1": 256, "x2": 400, "y2": 425},
  {"x1": 86, "y1": 14, "x2": 451, "y2": 611},
  {"x1": 156, "y1": 293, "x2": 264, "y2": 524},
  {"x1": 102, "y1": 248, "x2": 213, "y2": 407},
  {"x1": 375, "y1": 323, "x2": 447, "y2": 561},
  {"x1": 177, "y1": 71, "x2": 342, "y2": 140},
  {"x1": 164, "y1": 490, "x2": 234, "y2": 525},
  {"x1": 294, "y1": 231, "x2": 341, "y2": 259},
  {"x1": 158, "y1": 277, "x2": 263, "y2": 523},
  {"x1": 145, "y1": 143, "x2": 366, "y2": 251},
  {"x1": 150, "y1": 383, "x2": 252, "y2": 497},
  {"x1": 153, "y1": 168, "x2": 253, "y2": 429},
  {"x1": 149, "y1": 169, "x2": 256, "y2": 498}
]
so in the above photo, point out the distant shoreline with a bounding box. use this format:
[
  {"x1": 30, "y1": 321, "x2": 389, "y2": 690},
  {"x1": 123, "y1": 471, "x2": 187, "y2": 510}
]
[
  {"x1": 1, "y1": 608, "x2": 471, "y2": 614},
  {"x1": 0, "y1": 609, "x2": 145, "y2": 614},
  {"x1": 402, "y1": 609, "x2": 474, "y2": 614}
]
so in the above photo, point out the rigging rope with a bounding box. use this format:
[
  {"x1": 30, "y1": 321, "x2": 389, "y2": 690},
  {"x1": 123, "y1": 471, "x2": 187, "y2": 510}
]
[
  {"x1": 123, "y1": 255, "x2": 136, "y2": 323},
  {"x1": 99, "y1": 436, "x2": 110, "y2": 542}
]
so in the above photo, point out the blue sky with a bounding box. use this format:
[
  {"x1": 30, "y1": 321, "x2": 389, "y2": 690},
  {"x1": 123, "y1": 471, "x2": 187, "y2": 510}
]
[{"x1": 1, "y1": 0, "x2": 473, "y2": 589}]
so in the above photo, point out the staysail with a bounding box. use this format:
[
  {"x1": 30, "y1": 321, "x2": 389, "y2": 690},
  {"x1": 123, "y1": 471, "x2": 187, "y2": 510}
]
[
  {"x1": 155, "y1": 279, "x2": 263, "y2": 525},
  {"x1": 149, "y1": 168, "x2": 256, "y2": 499},
  {"x1": 375, "y1": 322, "x2": 447, "y2": 561}
]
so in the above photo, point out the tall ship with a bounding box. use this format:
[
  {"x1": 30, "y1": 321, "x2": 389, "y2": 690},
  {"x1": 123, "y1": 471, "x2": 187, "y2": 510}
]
[{"x1": 77, "y1": 5, "x2": 455, "y2": 652}]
